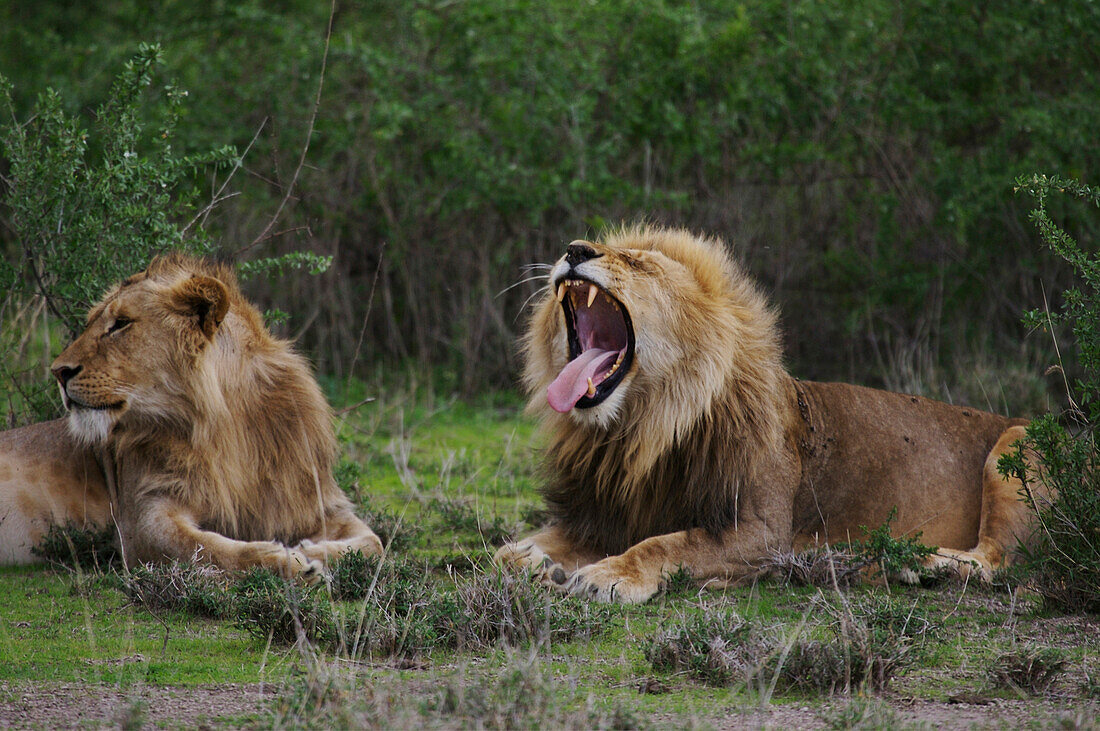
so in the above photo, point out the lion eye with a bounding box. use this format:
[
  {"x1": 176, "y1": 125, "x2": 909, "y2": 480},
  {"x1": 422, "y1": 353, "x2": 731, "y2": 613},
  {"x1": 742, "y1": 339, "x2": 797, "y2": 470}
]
[{"x1": 107, "y1": 316, "x2": 133, "y2": 335}]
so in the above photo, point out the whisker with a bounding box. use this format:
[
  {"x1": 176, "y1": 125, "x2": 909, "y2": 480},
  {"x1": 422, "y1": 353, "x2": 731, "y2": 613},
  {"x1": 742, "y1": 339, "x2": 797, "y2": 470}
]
[
  {"x1": 514, "y1": 288, "x2": 548, "y2": 322},
  {"x1": 496, "y1": 275, "x2": 548, "y2": 299}
]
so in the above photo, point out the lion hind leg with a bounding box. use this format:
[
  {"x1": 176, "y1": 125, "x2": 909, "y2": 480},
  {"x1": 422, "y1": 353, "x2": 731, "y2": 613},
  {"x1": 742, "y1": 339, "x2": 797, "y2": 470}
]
[
  {"x1": 296, "y1": 509, "x2": 383, "y2": 562},
  {"x1": 931, "y1": 425, "x2": 1045, "y2": 582}
]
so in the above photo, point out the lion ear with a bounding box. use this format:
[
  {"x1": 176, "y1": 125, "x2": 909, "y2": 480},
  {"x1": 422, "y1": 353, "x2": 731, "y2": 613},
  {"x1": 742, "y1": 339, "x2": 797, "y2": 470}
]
[{"x1": 172, "y1": 275, "x2": 230, "y2": 340}]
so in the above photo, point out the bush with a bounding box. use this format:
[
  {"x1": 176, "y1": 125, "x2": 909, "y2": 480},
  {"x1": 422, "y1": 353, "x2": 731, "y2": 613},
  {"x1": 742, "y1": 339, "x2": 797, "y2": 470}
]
[
  {"x1": 31, "y1": 522, "x2": 120, "y2": 572},
  {"x1": 837, "y1": 508, "x2": 940, "y2": 582},
  {"x1": 765, "y1": 510, "x2": 946, "y2": 588},
  {"x1": 5, "y1": 2, "x2": 1097, "y2": 392},
  {"x1": 0, "y1": 45, "x2": 232, "y2": 422},
  {"x1": 122, "y1": 562, "x2": 233, "y2": 619},
  {"x1": 231, "y1": 568, "x2": 334, "y2": 645},
  {"x1": 1003, "y1": 175, "x2": 1100, "y2": 614}
]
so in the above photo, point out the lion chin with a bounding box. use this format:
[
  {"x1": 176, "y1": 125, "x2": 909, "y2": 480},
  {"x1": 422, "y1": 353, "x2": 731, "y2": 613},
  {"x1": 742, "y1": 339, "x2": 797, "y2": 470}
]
[
  {"x1": 66, "y1": 406, "x2": 119, "y2": 447},
  {"x1": 496, "y1": 225, "x2": 1048, "y2": 603},
  {"x1": 0, "y1": 253, "x2": 382, "y2": 575}
]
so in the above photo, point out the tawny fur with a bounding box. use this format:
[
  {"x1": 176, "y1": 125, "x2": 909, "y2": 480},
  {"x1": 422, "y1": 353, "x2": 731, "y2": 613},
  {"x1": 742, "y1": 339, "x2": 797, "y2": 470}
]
[
  {"x1": 497, "y1": 226, "x2": 1045, "y2": 603},
  {"x1": 0, "y1": 255, "x2": 381, "y2": 575}
]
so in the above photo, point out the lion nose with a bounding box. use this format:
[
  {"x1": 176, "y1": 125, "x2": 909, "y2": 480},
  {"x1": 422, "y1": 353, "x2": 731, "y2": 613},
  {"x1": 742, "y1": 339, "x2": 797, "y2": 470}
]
[
  {"x1": 565, "y1": 240, "x2": 598, "y2": 266},
  {"x1": 51, "y1": 363, "x2": 82, "y2": 387}
]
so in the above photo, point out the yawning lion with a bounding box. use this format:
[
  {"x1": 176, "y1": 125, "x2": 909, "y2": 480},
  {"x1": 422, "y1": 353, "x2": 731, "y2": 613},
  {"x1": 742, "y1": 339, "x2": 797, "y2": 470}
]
[{"x1": 497, "y1": 226, "x2": 1043, "y2": 603}]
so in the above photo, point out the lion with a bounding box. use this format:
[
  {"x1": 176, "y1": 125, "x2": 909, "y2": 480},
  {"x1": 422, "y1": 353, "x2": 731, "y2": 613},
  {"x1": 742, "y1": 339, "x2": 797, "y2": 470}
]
[
  {"x1": 496, "y1": 226, "x2": 1045, "y2": 603},
  {"x1": 0, "y1": 254, "x2": 381, "y2": 576}
]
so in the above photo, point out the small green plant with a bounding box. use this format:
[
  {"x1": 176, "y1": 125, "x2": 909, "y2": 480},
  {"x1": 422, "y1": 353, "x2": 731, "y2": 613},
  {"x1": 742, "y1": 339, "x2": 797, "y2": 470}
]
[
  {"x1": 838, "y1": 508, "x2": 939, "y2": 582},
  {"x1": 990, "y1": 645, "x2": 1066, "y2": 694},
  {"x1": 30, "y1": 522, "x2": 120, "y2": 571},
  {"x1": 1003, "y1": 174, "x2": 1100, "y2": 614},
  {"x1": 122, "y1": 561, "x2": 234, "y2": 619},
  {"x1": 362, "y1": 503, "x2": 422, "y2": 553},
  {"x1": 232, "y1": 568, "x2": 333, "y2": 645},
  {"x1": 646, "y1": 607, "x2": 761, "y2": 687},
  {"x1": 658, "y1": 566, "x2": 697, "y2": 597}
]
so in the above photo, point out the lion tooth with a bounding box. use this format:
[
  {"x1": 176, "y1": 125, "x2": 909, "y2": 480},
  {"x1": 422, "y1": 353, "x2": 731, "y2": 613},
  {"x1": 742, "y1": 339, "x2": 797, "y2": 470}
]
[
  {"x1": 556, "y1": 282, "x2": 566, "y2": 302},
  {"x1": 586, "y1": 377, "x2": 596, "y2": 397},
  {"x1": 587, "y1": 284, "x2": 598, "y2": 308}
]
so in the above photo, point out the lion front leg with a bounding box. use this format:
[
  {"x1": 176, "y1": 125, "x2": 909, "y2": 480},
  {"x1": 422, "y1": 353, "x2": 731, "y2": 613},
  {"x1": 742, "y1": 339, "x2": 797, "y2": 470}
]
[
  {"x1": 128, "y1": 499, "x2": 324, "y2": 581},
  {"x1": 495, "y1": 524, "x2": 604, "y2": 587},
  {"x1": 563, "y1": 521, "x2": 788, "y2": 604},
  {"x1": 295, "y1": 509, "x2": 383, "y2": 563}
]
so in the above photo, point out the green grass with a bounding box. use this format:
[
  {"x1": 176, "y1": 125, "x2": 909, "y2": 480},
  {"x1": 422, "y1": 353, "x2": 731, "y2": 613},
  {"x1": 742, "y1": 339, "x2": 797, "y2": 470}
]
[
  {"x1": 0, "y1": 568, "x2": 270, "y2": 686},
  {"x1": 2, "y1": 379, "x2": 1097, "y2": 727}
]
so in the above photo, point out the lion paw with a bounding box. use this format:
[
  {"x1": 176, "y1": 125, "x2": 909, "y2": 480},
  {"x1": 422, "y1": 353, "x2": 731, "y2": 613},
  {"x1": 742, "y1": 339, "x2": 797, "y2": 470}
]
[
  {"x1": 925, "y1": 550, "x2": 993, "y2": 582},
  {"x1": 561, "y1": 558, "x2": 658, "y2": 604},
  {"x1": 282, "y1": 547, "x2": 328, "y2": 584},
  {"x1": 296, "y1": 531, "x2": 384, "y2": 563},
  {"x1": 495, "y1": 540, "x2": 573, "y2": 587}
]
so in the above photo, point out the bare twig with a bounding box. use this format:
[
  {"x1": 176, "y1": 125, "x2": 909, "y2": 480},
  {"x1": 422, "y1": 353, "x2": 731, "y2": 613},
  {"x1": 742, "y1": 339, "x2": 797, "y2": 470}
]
[
  {"x1": 343, "y1": 243, "x2": 386, "y2": 397},
  {"x1": 237, "y1": 0, "x2": 336, "y2": 256},
  {"x1": 180, "y1": 117, "x2": 267, "y2": 238}
]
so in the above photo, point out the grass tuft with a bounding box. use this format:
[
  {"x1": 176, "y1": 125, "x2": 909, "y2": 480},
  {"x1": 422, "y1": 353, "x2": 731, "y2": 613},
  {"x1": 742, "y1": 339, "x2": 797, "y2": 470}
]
[
  {"x1": 762, "y1": 548, "x2": 869, "y2": 588},
  {"x1": 428, "y1": 497, "x2": 512, "y2": 546},
  {"x1": 646, "y1": 594, "x2": 936, "y2": 694},
  {"x1": 990, "y1": 646, "x2": 1067, "y2": 694}
]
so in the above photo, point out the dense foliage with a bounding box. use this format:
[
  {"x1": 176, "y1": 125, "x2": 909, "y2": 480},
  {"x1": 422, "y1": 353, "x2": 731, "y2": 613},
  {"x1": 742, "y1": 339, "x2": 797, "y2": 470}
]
[{"x1": 2, "y1": 0, "x2": 1098, "y2": 397}]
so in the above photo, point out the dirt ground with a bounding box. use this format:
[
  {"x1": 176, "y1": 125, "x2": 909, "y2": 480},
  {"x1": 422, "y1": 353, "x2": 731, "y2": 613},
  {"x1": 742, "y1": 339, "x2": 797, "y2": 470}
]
[
  {"x1": 2, "y1": 681, "x2": 1095, "y2": 729},
  {"x1": 0, "y1": 682, "x2": 267, "y2": 729}
]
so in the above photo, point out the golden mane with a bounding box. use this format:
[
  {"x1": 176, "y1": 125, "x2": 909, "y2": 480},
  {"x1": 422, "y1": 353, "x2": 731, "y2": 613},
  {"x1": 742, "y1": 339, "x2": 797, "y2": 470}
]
[{"x1": 523, "y1": 226, "x2": 786, "y2": 554}]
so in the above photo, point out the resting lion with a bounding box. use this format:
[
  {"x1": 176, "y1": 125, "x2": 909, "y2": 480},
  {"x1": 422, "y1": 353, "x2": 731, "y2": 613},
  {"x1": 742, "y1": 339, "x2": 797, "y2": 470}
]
[
  {"x1": 0, "y1": 254, "x2": 381, "y2": 576},
  {"x1": 496, "y1": 226, "x2": 1044, "y2": 603}
]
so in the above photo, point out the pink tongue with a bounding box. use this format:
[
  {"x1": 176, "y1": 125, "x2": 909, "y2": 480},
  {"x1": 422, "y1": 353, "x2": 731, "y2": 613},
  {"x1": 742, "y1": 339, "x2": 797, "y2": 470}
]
[{"x1": 547, "y1": 348, "x2": 618, "y2": 413}]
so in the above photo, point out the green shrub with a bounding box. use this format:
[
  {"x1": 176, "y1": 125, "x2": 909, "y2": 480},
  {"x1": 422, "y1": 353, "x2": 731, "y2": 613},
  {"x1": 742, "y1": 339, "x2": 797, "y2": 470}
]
[
  {"x1": 0, "y1": 44, "x2": 232, "y2": 422},
  {"x1": 231, "y1": 568, "x2": 334, "y2": 645},
  {"x1": 1003, "y1": 175, "x2": 1100, "y2": 615},
  {"x1": 122, "y1": 562, "x2": 233, "y2": 619},
  {"x1": 31, "y1": 522, "x2": 119, "y2": 572},
  {"x1": 7, "y1": 2, "x2": 1095, "y2": 391}
]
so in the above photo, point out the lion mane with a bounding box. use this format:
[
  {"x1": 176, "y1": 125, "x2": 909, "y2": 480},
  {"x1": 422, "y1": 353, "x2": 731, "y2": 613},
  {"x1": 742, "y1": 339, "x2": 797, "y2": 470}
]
[
  {"x1": 528, "y1": 227, "x2": 784, "y2": 556},
  {"x1": 497, "y1": 226, "x2": 1043, "y2": 602},
  {"x1": 0, "y1": 254, "x2": 380, "y2": 574}
]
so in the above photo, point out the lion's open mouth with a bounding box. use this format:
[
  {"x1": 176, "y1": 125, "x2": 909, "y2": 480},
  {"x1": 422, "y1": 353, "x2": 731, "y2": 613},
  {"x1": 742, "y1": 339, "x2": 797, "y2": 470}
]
[{"x1": 548, "y1": 278, "x2": 634, "y2": 412}]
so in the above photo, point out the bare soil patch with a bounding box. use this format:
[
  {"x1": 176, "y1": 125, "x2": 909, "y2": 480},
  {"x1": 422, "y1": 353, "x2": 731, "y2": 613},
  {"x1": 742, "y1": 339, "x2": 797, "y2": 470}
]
[{"x1": 0, "y1": 682, "x2": 266, "y2": 729}]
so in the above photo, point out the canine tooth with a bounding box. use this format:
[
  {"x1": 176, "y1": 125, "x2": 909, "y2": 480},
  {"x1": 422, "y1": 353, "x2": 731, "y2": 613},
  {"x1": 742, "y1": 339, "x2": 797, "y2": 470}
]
[
  {"x1": 587, "y1": 284, "x2": 598, "y2": 308},
  {"x1": 586, "y1": 377, "x2": 596, "y2": 397},
  {"x1": 556, "y1": 282, "x2": 566, "y2": 302}
]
